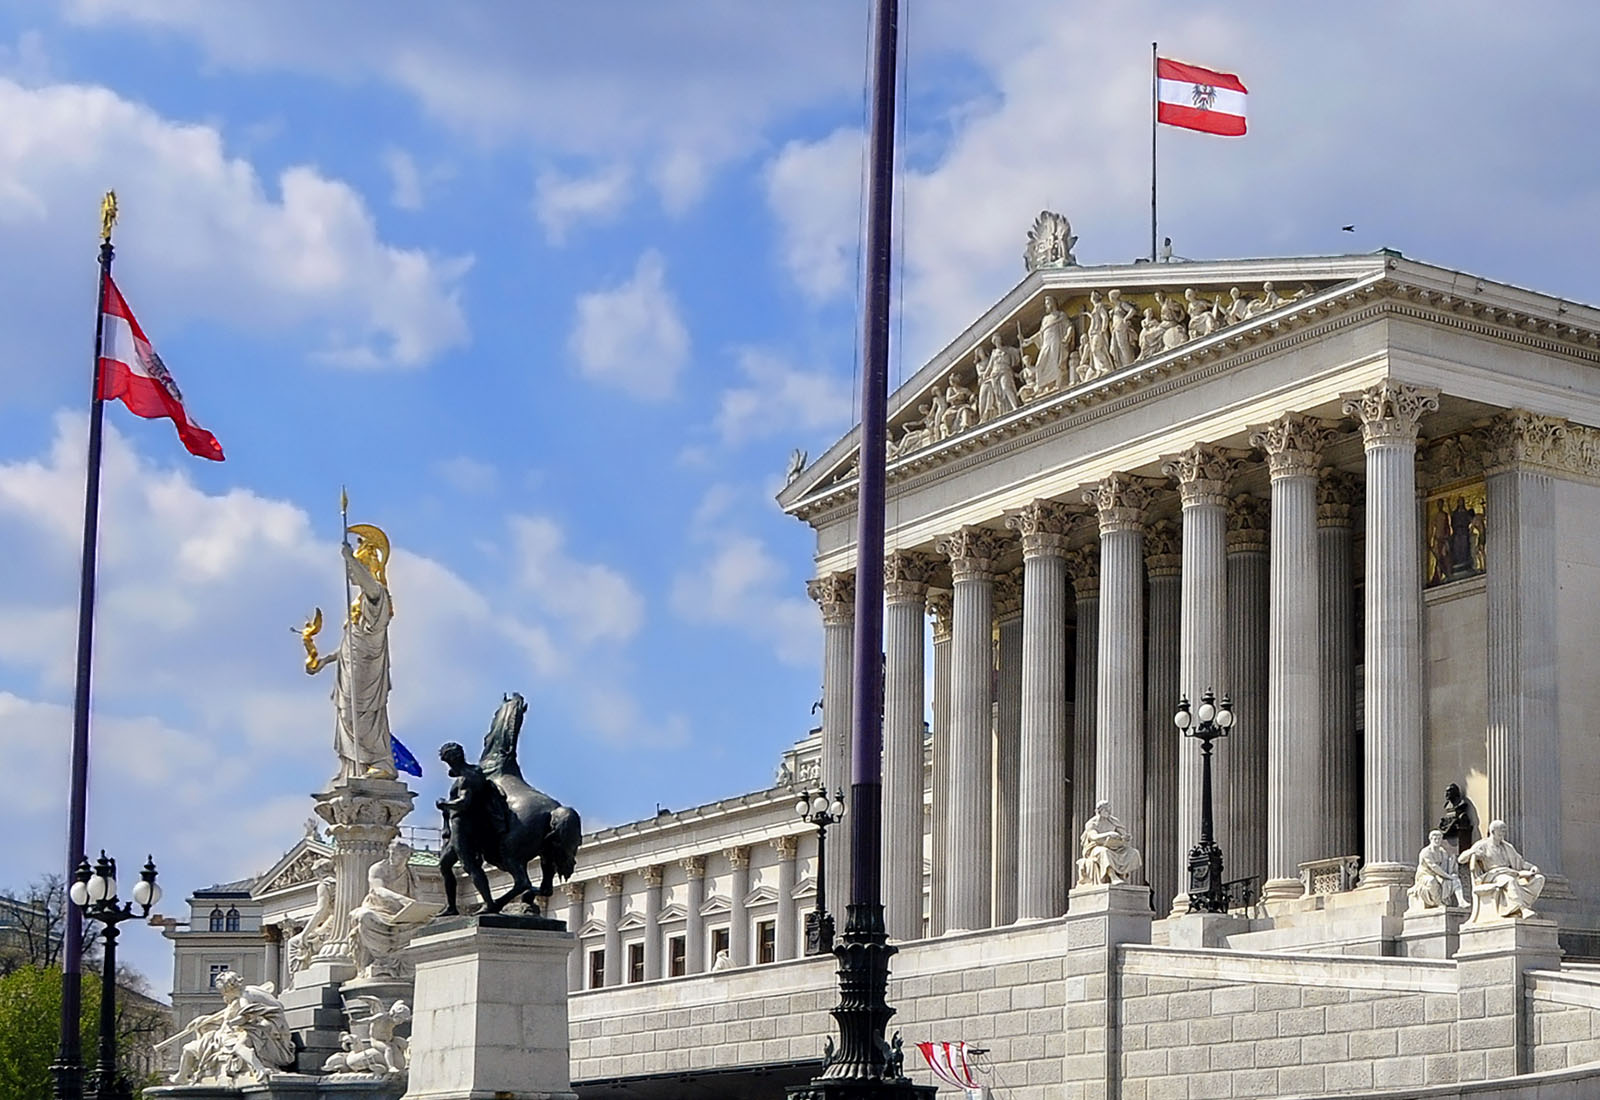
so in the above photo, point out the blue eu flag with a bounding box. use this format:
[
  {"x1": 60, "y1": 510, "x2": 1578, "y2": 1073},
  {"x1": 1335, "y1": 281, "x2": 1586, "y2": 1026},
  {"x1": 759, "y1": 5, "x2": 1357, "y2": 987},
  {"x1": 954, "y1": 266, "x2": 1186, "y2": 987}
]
[{"x1": 391, "y1": 735, "x2": 423, "y2": 777}]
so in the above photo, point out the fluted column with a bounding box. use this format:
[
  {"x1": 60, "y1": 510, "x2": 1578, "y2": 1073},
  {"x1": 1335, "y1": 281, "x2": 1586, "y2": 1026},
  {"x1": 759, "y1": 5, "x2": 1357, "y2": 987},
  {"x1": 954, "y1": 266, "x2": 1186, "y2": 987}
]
[
  {"x1": 1224, "y1": 495, "x2": 1270, "y2": 887},
  {"x1": 642, "y1": 865, "x2": 664, "y2": 980},
  {"x1": 1483, "y1": 411, "x2": 1564, "y2": 884},
  {"x1": 1342, "y1": 380, "x2": 1439, "y2": 887},
  {"x1": 1252, "y1": 413, "x2": 1337, "y2": 901},
  {"x1": 1067, "y1": 547, "x2": 1101, "y2": 847},
  {"x1": 1163, "y1": 444, "x2": 1241, "y2": 909},
  {"x1": 1143, "y1": 520, "x2": 1182, "y2": 914},
  {"x1": 807, "y1": 572, "x2": 855, "y2": 911},
  {"x1": 936, "y1": 525, "x2": 1005, "y2": 932},
  {"x1": 883, "y1": 551, "x2": 935, "y2": 942},
  {"x1": 993, "y1": 567, "x2": 1024, "y2": 926},
  {"x1": 1084, "y1": 473, "x2": 1154, "y2": 875},
  {"x1": 601, "y1": 873, "x2": 623, "y2": 987},
  {"x1": 1318, "y1": 470, "x2": 1361, "y2": 860},
  {"x1": 927, "y1": 592, "x2": 953, "y2": 937},
  {"x1": 564, "y1": 882, "x2": 585, "y2": 991},
  {"x1": 1007, "y1": 500, "x2": 1075, "y2": 920},
  {"x1": 772, "y1": 836, "x2": 799, "y2": 959},
  {"x1": 727, "y1": 846, "x2": 750, "y2": 966},
  {"x1": 682, "y1": 856, "x2": 706, "y2": 974}
]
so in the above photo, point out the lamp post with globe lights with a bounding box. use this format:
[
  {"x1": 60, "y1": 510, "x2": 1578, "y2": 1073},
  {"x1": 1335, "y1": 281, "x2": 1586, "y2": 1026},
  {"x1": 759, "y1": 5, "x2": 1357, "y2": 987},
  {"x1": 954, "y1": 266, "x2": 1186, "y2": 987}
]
[
  {"x1": 1173, "y1": 689, "x2": 1234, "y2": 913},
  {"x1": 68, "y1": 852, "x2": 160, "y2": 1100},
  {"x1": 795, "y1": 788, "x2": 845, "y2": 956}
]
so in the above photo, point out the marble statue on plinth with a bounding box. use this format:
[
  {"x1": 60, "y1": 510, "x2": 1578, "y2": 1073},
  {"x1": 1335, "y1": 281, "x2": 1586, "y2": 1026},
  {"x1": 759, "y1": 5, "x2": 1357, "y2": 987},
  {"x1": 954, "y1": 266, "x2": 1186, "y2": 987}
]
[
  {"x1": 350, "y1": 842, "x2": 438, "y2": 978},
  {"x1": 322, "y1": 997, "x2": 410, "y2": 1077},
  {"x1": 285, "y1": 857, "x2": 336, "y2": 976},
  {"x1": 163, "y1": 970, "x2": 295, "y2": 1086},
  {"x1": 1460, "y1": 819, "x2": 1546, "y2": 923},
  {"x1": 1407, "y1": 829, "x2": 1469, "y2": 911},
  {"x1": 1075, "y1": 800, "x2": 1143, "y2": 886}
]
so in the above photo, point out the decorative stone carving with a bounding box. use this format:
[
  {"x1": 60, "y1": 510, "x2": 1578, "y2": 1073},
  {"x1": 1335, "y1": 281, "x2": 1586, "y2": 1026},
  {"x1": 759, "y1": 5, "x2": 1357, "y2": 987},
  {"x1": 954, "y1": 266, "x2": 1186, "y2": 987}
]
[
  {"x1": 1407, "y1": 830, "x2": 1469, "y2": 912},
  {"x1": 563, "y1": 881, "x2": 586, "y2": 906},
  {"x1": 942, "y1": 373, "x2": 977, "y2": 437},
  {"x1": 1249, "y1": 412, "x2": 1338, "y2": 477},
  {"x1": 927, "y1": 590, "x2": 954, "y2": 642},
  {"x1": 1185, "y1": 288, "x2": 1223, "y2": 338},
  {"x1": 1107, "y1": 289, "x2": 1138, "y2": 369},
  {"x1": 1065, "y1": 546, "x2": 1101, "y2": 598},
  {"x1": 883, "y1": 551, "x2": 937, "y2": 602},
  {"x1": 1422, "y1": 430, "x2": 1486, "y2": 487},
  {"x1": 1316, "y1": 469, "x2": 1359, "y2": 527},
  {"x1": 770, "y1": 835, "x2": 798, "y2": 860},
  {"x1": 322, "y1": 997, "x2": 410, "y2": 1077},
  {"x1": 784, "y1": 449, "x2": 807, "y2": 487},
  {"x1": 164, "y1": 970, "x2": 295, "y2": 1085},
  {"x1": 977, "y1": 335, "x2": 1023, "y2": 422},
  {"x1": 806, "y1": 572, "x2": 856, "y2": 626},
  {"x1": 1143, "y1": 519, "x2": 1182, "y2": 577},
  {"x1": 1226, "y1": 494, "x2": 1271, "y2": 553},
  {"x1": 285, "y1": 858, "x2": 336, "y2": 975},
  {"x1": 725, "y1": 846, "x2": 750, "y2": 870},
  {"x1": 266, "y1": 846, "x2": 327, "y2": 893},
  {"x1": 1020, "y1": 296, "x2": 1073, "y2": 396},
  {"x1": 1246, "y1": 281, "x2": 1285, "y2": 318},
  {"x1": 1342, "y1": 380, "x2": 1441, "y2": 445},
  {"x1": 1084, "y1": 472, "x2": 1156, "y2": 532},
  {"x1": 349, "y1": 842, "x2": 437, "y2": 979},
  {"x1": 679, "y1": 855, "x2": 706, "y2": 878},
  {"x1": 1162, "y1": 443, "x2": 1243, "y2": 507},
  {"x1": 1482, "y1": 409, "x2": 1569, "y2": 474},
  {"x1": 994, "y1": 567, "x2": 1024, "y2": 620},
  {"x1": 1080, "y1": 291, "x2": 1113, "y2": 381},
  {"x1": 1005, "y1": 499, "x2": 1076, "y2": 558},
  {"x1": 1459, "y1": 819, "x2": 1545, "y2": 923},
  {"x1": 1074, "y1": 800, "x2": 1143, "y2": 886},
  {"x1": 600, "y1": 873, "x2": 624, "y2": 896},
  {"x1": 1023, "y1": 210, "x2": 1078, "y2": 271},
  {"x1": 936, "y1": 525, "x2": 1007, "y2": 581}
]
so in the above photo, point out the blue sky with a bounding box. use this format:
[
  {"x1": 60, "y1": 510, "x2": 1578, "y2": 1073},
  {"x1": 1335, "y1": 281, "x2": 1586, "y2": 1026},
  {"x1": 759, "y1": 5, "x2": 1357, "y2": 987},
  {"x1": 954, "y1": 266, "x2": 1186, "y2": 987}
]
[{"x1": 1, "y1": 2, "x2": 1597, "y2": 986}]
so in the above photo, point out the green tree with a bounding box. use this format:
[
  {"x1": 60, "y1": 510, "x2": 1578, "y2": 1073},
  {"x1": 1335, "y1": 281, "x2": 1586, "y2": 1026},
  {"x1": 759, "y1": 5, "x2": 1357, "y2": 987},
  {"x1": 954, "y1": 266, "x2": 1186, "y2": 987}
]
[{"x1": 0, "y1": 966, "x2": 161, "y2": 1100}]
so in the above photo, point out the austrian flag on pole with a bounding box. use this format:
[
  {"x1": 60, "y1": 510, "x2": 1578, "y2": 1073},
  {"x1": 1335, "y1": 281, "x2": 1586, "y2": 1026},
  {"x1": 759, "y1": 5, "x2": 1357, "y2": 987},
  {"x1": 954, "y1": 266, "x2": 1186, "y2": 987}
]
[
  {"x1": 1157, "y1": 56, "x2": 1247, "y2": 136},
  {"x1": 99, "y1": 277, "x2": 224, "y2": 461}
]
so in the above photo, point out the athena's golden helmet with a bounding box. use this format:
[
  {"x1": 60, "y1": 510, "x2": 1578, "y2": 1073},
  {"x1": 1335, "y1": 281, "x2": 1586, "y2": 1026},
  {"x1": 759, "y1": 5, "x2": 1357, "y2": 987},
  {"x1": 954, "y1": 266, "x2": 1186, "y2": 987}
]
[{"x1": 346, "y1": 523, "x2": 390, "y2": 588}]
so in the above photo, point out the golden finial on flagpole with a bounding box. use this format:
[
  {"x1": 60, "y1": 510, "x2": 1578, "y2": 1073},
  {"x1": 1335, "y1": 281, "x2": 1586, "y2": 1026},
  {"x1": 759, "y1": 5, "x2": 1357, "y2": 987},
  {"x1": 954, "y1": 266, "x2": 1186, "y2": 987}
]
[{"x1": 99, "y1": 190, "x2": 118, "y2": 243}]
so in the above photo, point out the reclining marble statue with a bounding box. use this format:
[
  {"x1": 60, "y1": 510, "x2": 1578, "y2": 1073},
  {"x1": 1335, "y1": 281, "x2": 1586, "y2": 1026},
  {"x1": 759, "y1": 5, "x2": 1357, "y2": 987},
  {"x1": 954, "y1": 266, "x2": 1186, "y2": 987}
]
[
  {"x1": 1075, "y1": 800, "x2": 1143, "y2": 886},
  {"x1": 437, "y1": 691, "x2": 583, "y2": 915},
  {"x1": 1407, "y1": 829, "x2": 1469, "y2": 911},
  {"x1": 1459, "y1": 818, "x2": 1546, "y2": 922},
  {"x1": 159, "y1": 970, "x2": 295, "y2": 1086}
]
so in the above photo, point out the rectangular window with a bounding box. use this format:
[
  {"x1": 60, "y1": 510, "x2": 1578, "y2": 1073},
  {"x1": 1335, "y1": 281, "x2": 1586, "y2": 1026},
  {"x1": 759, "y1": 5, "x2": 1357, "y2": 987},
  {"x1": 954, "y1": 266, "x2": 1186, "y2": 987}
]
[
  {"x1": 710, "y1": 926, "x2": 730, "y2": 965},
  {"x1": 757, "y1": 920, "x2": 776, "y2": 964},
  {"x1": 668, "y1": 935, "x2": 686, "y2": 977},
  {"x1": 627, "y1": 942, "x2": 645, "y2": 983},
  {"x1": 207, "y1": 963, "x2": 231, "y2": 989},
  {"x1": 588, "y1": 949, "x2": 605, "y2": 989}
]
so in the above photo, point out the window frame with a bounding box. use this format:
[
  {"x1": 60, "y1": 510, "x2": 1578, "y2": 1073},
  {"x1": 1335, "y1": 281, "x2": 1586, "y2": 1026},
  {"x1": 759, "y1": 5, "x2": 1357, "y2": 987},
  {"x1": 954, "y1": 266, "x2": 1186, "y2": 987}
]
[
  {"x1": 587, "y1": 948, "x2": 606, "y2": 990},
  {"x1": 668, "y1": 934, "x2": 687, "y2": 977},
  {"x1": 756, "y1": 919, "x2": 776, "y2": 965},
  {"x1": 627, "y1": 941, "x2": 645, "y2": 983}
]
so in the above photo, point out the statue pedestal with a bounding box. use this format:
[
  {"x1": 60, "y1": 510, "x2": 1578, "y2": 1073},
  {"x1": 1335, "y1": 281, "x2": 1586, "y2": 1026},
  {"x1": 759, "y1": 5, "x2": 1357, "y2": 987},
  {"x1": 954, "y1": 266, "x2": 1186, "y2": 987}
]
[
  {"x1": 150, "y1": 1076, "x2": 401, "y2": 1100},
  {"x1": 402, "y1": 915, "x2": 577, "y2": 1100},
  {"x1": 1399, "y1": 905, "x2": 1467, "y2": 959},
  {"x1": 313, "y1": 777, "x2": 417, "y2": 969}
]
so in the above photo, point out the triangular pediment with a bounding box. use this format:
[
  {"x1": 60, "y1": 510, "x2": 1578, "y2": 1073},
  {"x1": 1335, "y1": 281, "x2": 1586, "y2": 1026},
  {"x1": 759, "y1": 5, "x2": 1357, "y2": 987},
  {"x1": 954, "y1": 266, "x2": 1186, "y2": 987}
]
[
  {"x1": 617, "y1": 911, "x2": 646, "y2": 931},
  {"x1": 743, "y1": 884, "x2": 778, "y2": 907},
  {"x1": 658, "y1": 902, "x2": 688, "y2": 922},
  {"x1": 579, "y1": 918, "x2": 607, "y2": 937},
  {"x1": 792, "y1": 876, "x2": 817, "y2": 900},
  {"x1": 253, "y1": 838, "x2": 334, "y2": 898},
  {"x1": 700, "y1": 894, "x2": 731, "y2": 917}
]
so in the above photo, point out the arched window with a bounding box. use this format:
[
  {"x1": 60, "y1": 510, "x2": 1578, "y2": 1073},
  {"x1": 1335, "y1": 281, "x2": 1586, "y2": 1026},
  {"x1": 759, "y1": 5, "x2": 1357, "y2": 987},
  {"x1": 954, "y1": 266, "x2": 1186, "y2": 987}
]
[
  {"x1": 208, "y1": 908, "x2": 225, "y2": 932},
  {"x1": 224, "y1": 908, "x2": 241, "y2": 932}
]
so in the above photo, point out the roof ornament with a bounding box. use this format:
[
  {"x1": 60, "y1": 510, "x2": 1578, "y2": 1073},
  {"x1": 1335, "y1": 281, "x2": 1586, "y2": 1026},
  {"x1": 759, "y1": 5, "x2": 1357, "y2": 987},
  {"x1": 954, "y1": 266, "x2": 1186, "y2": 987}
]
[{"x1": 1024, "y1": 210, "x2": 1078, "y2": 272}]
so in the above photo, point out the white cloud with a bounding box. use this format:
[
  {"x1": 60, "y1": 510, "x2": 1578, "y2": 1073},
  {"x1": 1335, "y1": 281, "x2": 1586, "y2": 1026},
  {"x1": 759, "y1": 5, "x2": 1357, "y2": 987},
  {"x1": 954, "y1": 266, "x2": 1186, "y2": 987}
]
[
  {"x1": 715, "y1": 347, "x2": 854, "y2": 447},
  {"x1": 0, "y1": 77, "x2": 471, "y2": 371},
  {"x1": 383, "y1": 146, "x2": 424, "y2": 211},
  {"x1": 432, "y1": 455, "x2": 498, "y2": 495},
  {"x1": 510, "y1": 515, "x2": 644, "y2": 645},
  {"x1": 533, "y1": 164, "x2": 631, "y2": 244},
  {"x1": 568, "y1": 250, "x2": 689, "y2": 400},
  {"x1": 671, "y1": 532, "x2": 816, "y2": 667},
  {"x1": 764, "y1": 126, "x2": 863, "y2": 301}
]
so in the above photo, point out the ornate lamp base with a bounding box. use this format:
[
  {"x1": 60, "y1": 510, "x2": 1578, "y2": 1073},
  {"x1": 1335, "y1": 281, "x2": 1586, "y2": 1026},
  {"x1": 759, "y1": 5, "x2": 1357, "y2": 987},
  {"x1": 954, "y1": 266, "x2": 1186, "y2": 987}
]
[
  {"x1": 805, "y1": 909, "x2": 836, "y2": 956},
  {"x1": 1187, "y1": 840, "x2": 1227, "y2": 913}
]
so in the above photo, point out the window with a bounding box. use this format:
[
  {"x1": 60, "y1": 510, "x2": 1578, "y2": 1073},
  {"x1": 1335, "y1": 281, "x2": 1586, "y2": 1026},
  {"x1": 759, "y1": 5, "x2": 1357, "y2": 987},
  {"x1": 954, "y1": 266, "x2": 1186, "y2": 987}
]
[
  {"x1": 627, "y1": 942, "x2": 645, "y2": 983},
  {"x1": 588, "y1": 949, "x2": 605, "y2": 989},
  {"x1": 207, "y1": 963, "x2": 231, "y2": 989},
  {"x1": 710, "y1": 926, "x2": 730, "y2": 966},
  {"x1": 208, "y1": 908, "x2": 224, "y2": 932},
  {"x1": 756, "y1": 920, "x2": 776, "y2": 965},
  {"x1": 224, "y1": 907, "x2": 241, "y2": 932},
  {"x1": 668, "y1": 935, "x2": 686, "y2": 977}
]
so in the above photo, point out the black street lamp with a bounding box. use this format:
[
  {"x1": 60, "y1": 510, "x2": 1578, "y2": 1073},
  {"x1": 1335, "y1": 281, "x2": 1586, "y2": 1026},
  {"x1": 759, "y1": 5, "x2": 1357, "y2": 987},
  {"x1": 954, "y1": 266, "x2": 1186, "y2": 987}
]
[
  {"x1": 68, "y1": 852, "x2": 160, "y2": 1100},
  {"x1": 795, "y1": 788, "x2": 845, "y2": 956},
  {"x1": 1174, "y1": 689, "x2": 1235, "y2": 914}
]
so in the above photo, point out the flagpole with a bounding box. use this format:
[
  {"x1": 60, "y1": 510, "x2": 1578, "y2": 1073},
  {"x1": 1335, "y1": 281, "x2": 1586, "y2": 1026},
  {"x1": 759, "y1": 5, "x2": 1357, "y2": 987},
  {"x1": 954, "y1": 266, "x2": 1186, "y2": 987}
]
[
  {"x1": 53, "y1": 191, "x2": 117, "y2": 1100},
  {"x1": 340, "y1": 486, "x2": 355, "y2": 759},
  {"x1": 1150, "y1": 41, "x2": 1158, "y2": 262}
]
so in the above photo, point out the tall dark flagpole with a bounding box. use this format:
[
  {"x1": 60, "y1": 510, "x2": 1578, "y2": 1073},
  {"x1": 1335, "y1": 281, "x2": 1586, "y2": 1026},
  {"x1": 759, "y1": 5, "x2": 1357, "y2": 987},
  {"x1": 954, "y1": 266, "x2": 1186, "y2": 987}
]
[
  {"x1": 1150, "y1": 41, "x2": 1159, "y2": 262},
  {"x1": 790, "y1": 2, "x2": 932, "y2": 1096},
  {"x1": 53, "y1": 191, "x2": 117, "y2": 1100}
]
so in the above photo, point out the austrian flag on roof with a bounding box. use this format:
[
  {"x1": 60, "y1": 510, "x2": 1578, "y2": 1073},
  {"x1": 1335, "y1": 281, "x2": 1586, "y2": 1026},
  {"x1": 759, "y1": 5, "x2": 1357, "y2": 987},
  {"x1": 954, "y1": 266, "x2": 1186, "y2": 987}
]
[
  {"x1": 99, "y1": 277, "x2": 224, "y2": 461},
  {"x1": 1157, "y1": 56, "x2": 1247, "y2": 136}
]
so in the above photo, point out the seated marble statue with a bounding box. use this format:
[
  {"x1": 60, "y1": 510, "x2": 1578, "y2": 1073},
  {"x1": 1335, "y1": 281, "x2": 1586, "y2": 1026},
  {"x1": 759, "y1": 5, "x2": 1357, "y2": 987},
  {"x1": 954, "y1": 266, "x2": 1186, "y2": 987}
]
[
  {"x1": 1407, "y1": 829, "x2": 1469, "y2": 911},
  {"x1": 350, "y1": 842, "x2": 437, "y2": 978},
  {"x1": 322, "y1": 997, "x2": 411, "y2": 1076},
  {"x1": 1075, "y1": 800, "x2": 1143, "y2": 886},
  {"x1": 167, "y1": 970, "x2": 295, "y2": 1085},
  {"x1": 285, "y1": 858, "x2": 336, "y2": 975},
  {"x1": 1459, "y1": 819, "x2": 1545, "y2": 922}
]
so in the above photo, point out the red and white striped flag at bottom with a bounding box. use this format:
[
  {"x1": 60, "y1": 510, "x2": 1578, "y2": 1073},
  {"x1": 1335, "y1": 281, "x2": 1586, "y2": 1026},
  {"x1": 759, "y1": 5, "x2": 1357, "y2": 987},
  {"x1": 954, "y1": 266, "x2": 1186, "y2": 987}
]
[{"x1": 917, "y1": 1041, "x2": 982, "y2": 1092}]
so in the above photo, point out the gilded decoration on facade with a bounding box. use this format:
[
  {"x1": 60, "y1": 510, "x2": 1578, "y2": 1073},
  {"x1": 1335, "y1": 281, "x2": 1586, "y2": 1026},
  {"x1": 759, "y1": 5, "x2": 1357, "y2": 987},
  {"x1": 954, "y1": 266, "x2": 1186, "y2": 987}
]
[{"x1": 1423, "y1": 480, "x2": 1486, "y2": 588}]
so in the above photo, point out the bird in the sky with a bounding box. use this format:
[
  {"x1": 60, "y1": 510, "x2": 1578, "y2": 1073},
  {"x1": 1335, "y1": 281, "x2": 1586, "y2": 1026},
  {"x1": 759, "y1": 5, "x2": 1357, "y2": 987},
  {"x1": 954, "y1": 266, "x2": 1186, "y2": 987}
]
[{"x1": 1341, "y1": 225, "x2": 1356, "y2": 232}]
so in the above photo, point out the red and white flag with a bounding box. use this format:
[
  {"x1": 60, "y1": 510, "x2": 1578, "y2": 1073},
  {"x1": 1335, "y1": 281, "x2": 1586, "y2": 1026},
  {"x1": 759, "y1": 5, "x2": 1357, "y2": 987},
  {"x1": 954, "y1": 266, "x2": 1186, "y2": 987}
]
[
  {"x1": 1156, "y1": 57, "x2": 1247, "y2": 137},
  {"x1": 99, "y1": 277, "x2": 224, "y2": 461},
  {"x1": 917, "y1": 1041, "x2": 981, "y2": 1090}
]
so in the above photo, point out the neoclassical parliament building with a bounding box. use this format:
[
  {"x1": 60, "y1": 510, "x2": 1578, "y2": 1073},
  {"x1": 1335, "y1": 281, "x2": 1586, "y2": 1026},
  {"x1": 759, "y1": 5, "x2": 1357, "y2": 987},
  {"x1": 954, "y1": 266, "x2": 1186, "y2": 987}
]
[{"x1": 169, "y1": 239, "x2": 1600, "y2": 1098}]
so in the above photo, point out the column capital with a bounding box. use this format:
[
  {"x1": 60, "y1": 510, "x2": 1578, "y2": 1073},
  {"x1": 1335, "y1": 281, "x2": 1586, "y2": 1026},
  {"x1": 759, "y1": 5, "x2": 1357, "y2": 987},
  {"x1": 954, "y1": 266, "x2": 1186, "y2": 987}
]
[
  {"x1": 1226, "y1": 493, "x2": 1271, "y2": 553},
  {"x1": 642, "y1": 865, "x2": 663, "y2": 887},
  {"x1": 725, "y1": 845, "x2": 751, "y2": 870},
  {"x1": 995, "y1": 567, "x2": 1023, "y2": 621},
  {"x1": 1162, "y1": 443, "x2": 1245, "y2": 507},
  {"x1": 927, "y1": 590, "x2": 953, "y2": 642},
  {"x1": 770, "y1": 835, "x2": 798, "y2": 860},
  {"x1": 1005, "y1": 499, "x2": 1078, "y2": 559},
  {"x1": 1066, "y1": 545, "x2": 1101, "y2": 598},
  {"x1": 1342, "y1": 379, "x2": 1440, "y2": 446},
  {"x1": 883, "y1": 550, "x2": 937, "y2": 603},
  {"x1": 1249, "y1": 412, "x2": 1339, "y2": 478},
  {"x1": 1482, "y1": 409, "x2": 1569, "y2": 475},
  {"x1": 600, "y1": 873, "x2": 624, "y2": 897},
  {"x1": 563, "y1": 881, "x2": 586, "y2": 905},
  {"x1": 1084, "y1": 472, "x2": 1158, "y2": 532},
  {"x1": 1317, "y1": 468, "x2": 1360, "y2": 528},
  {"x1": 806, "y1": 571, "x2": 856, "y2": 626},
  {"x1": 679, "y1": 854, "x2": 706, "y2": 877},
  {"x1": 936, "y1": 525, "x2": 1007, "y2": 581},
  {"x1": 1143, "y1": 518, "x2": 1182, "y2": 577}
]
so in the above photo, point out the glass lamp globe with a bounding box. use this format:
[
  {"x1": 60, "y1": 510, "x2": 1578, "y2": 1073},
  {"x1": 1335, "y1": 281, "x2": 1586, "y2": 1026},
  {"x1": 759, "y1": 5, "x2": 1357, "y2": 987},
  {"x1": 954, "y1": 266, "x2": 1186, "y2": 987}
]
[
  {"x1": 68, "y1": 878, "x2": 90, "y2": 908},
  {"x1": 1173, "y1": 708, "x2": 1191, "y2": 730},
  {"x1": 132, "y1": 878, "x2": 160, "y2": 908},
  {"x1": 795, "y1": 798, "x2": 811, "y2": 819},
  {"x1": 831, "y1": 796, "x2": 845, "y2": 818},
  {"x1": 1197, "y1": 701, "x2": 1215, "y2": 724},
  {"x1": 811, "y1": 794, "x2": 828, "y2": 816},
  {"x1": 86, "y1": 872, "x2": 112, "y2": 903},
  {"x1": 1216, "y1": 706, "x2": 1235, "y2": 729}
]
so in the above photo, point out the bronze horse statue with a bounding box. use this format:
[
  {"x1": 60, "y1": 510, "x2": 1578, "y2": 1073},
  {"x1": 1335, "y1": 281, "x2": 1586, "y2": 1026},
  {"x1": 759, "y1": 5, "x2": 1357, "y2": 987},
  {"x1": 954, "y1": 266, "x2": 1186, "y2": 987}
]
[{"x1": 437, "y1": 692, "x2": 582, "y2": 915}]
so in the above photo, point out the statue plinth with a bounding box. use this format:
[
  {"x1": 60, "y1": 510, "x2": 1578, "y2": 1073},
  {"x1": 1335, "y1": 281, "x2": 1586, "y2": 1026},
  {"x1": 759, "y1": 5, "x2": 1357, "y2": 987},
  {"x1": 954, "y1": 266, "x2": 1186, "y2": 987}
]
[{"x1": 311, "y1": 777, "x2": 416, "y2": 967}]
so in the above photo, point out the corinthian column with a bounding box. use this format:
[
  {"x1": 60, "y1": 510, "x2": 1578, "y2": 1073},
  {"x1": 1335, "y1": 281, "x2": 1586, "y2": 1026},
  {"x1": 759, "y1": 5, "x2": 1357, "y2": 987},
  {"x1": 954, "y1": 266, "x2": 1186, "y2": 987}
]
[
  {"x1": 927, "y1": 592, "x2": 953, "y2": 937},
  {"x1": 806, "y1": 572, "x2": 855, "y2": 910},
  {"x1": 564, "y1": 882, "x2": 585, "y2": 992},
  {"x1": 993, "y1": 567, "x2": 1023, "y2": 926},
  {"x1": 1225, "y1": 494, "x2": 1270, "y2": 887},
  {"x1": 883, "y1": 550, "x2": 936, "y2": 941},
  {"x1": 642, "y1": 865, "x2": 664, "y2": 981},
  {"x1": 1318, "y1": 470, "x2": 1361, "y2": 861},
  {"x1": 1084, "y1": 473, "x2": 1154, "y2": 876},
  {"x1": 682, "y1": 855, "x2": 706, "y2": 974},
  {"x1": 772, "y1": 836, "x2": 799, "y2": 958},
  {"x1": 601, "y1": 873, "x2": 623, "y2": 987},
  {"x1": 1162, "y1": 443, "x2": 1241, "y2": 910},
  {"x1": 935, "y1": 525, "x2": 1006, "y2": 932},
  {"x1": 1006, "y1": 500, "x2": 1074, "y2": 920},
  {"x1": 1483, "y1": 411, "x2": 1564, "y2": 886},
  {"x1": 1143, "y1": 520, "x2": 1182, "y2": 913},
  {"x1": 1342, "y1": 380, "x2": 1439, "y2": 887},
  {"x1": 1067, "y1": 547, "x2": 1100, "y2": 847},
  {"x1": 727, "y1": 846, "x2": 750, "y2": 967},
  {"x1": 1251, "y1": 413, "x2": 1337, "y2": 901}
]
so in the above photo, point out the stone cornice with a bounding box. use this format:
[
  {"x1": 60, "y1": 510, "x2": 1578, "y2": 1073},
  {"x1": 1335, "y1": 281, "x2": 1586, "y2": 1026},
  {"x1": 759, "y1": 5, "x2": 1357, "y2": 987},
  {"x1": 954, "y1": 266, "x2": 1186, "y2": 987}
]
[
  {"x1": 1249, "y1": 412, "x2": 1339, "y2": 478},
  {"x1": 1084, "y1": 472, "x2": 1158, "y2": 532},
  {"x1": 1226, "y1": 494, "x2": 1271, "y2": 553},
  {"x1": 1342, "y1": 380, "x2": 1440, "y2": 447},
  {"x1": 806, "y1": 571, "x2": 856, "y2": 626},
  {"x1": 1143, "y1": 519, "x2": 1182, "y2": 577},
  {"x1": 936, "y1": 525, "x2": 1008, "y2": 581},
  {"x1": 1161, "y1": 443, "x2": 1246, "y2": 506}
]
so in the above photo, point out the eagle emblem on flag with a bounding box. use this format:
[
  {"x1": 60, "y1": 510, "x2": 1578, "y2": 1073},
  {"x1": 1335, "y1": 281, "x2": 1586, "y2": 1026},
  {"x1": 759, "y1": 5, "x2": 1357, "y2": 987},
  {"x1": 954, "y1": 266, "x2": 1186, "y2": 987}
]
[
  {"x1": 1190, "y1": 83, "x2": 1218, "y2": 110},
  {"x1": 139, "y1": 347, "x2": 186, "y2": 404}
]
